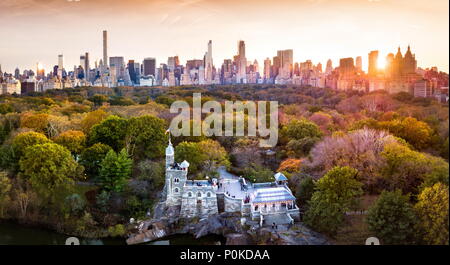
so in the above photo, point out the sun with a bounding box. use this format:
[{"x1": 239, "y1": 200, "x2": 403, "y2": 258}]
[
  {"x1": 377, "y1": 57, "x2": 385, "y2": 69},
  {"x1": 37, "y1": 62, "x2": 44, "y2": 70}
]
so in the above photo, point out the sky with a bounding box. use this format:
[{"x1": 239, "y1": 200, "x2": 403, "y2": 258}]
[{"x1": 0, "y1": 0, "x2": 448, "y2": 73}]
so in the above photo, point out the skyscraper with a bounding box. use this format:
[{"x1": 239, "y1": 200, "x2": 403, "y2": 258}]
[
  {"x1": 368, "y1": 50, "x2": 378, "y2": 77},
  {"x1": 237, "y1": 40, "x2": 247, "y2": 83},
  {"x1": 325, "y1": 59, "x2": 333, "y2": 74},
  {"x1": 103, "y1": 30, "x2": 108, "y2": 67},
  {"x1": 205, "y1": 40, "x2": 213, "y2": 83},
  {"x1": 355, "y1": 56, "x2": 362, "y2": 72},
  {"x1": 277, "y1": 49, "x2": 293, "y2": 78},
  {"x1": 143, "y1": 58, "x2": 156, "y2": 77},
  {"x1": 58, "y1": 54, "x2": 64, "y2": 78},
  {"x1": 263, "y1": 58, "x2": 271, "y2": 81},
  {"x1": 84, "y1": 52, "x2": 90, "y2": 81}
]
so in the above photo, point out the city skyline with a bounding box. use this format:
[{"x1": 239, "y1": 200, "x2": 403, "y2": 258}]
[{"x1": 0, "y1": 0, "x2": 448, "y2": 73}]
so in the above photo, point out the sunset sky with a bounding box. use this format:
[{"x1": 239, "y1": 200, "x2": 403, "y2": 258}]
[{"x1": 0, "y1": 0, "x2": 448, "y2": 73}]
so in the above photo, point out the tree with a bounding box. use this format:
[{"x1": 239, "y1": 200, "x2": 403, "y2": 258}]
[
  {"x1": 277, "y1": 158, "x2": 301, "y2": 174},
  {"x1": 88, "y1": 94, "x2": 108, "y2": 107},
  {"x1": 306, "y1": 128, "x2": 398, "y2": 192},
  {"x1": 89, "y1": 115, "x2": 128, "y2": 151},
  {"x1": 367, "y1": 190, "x2": 417, "y2": 245},
  {"x1": 19, "y1": 143, "x2": 81, "y2": 203},
  {"x1": 175, "y1": 141, "x2": 204, "y2": 174},
  {"x1": 295, "y1": 175, "x2": 315, "y2": 207},
  {"x1": 79, "y1": 143, "x2": 112, "y2": 179},
  {"x1": 98, "y1": 149, "x2": 132, "y2": 192},
  {"x1": 378, "y1": 117, "x2": 433, "y2": 150},
  {"x1": 20, "y1": 112, "x2": 49, "y2": 133},
  {"x1": 415, "y1": 183, "x2": 449, "y2": 245},
  {"x1": 303, "y1": 166, "x2": 363, "y2": 235},
  {"x1": 137, "y1": 160, "x2": 165, "y2": 190},
  {"x1": 197, "y1": 139, "x2": 230, "y2": 173},
  {"x1": 80, "y1": 109, "x2": 108, "y2": 134},
  {"x1": 125, "y1": 115, "x2": 166, "y2": 159},
  {"x1": 380, "y1": 142, "x2": 449, "y2": 194},
  {"x1": 0, "y1": 172, "x2": 12, "y2": 217},
  {"x1": 281, "y1": 118, "x2": 322, "y2": 157},
  {"x1": 12, "y1": 131, "x2": 51, "y2": 157},
  {"x1": 53, "y1": 130, "x2": 86, "y2": 156}
]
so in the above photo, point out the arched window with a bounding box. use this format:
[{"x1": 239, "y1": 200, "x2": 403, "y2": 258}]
[
  {"x1": 197, "y1": 192, "x2": 202, "y2": 197},
  {"x1": 174, "y1": 188, "x2": 179, "y2": 193},
  {"x1": 207, "y1": 192, "x2": 211, "y2": 197},
  {"x1": 174, "y1": 178, "x2": 179, "y2": 183},
  {"x1": 188, "y1": 192, "x2": 192, "y2": 197}
]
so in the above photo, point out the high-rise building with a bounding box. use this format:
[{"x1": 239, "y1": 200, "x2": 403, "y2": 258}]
[
  {"x1": 339, "y1": 57, "x2": 355, "y2": 75},
  {"x1": 325, "y1": 59, "x2": 333, "y2": 74},
  {"x1": 368, "y1": 50, "x2": 378, "y2": 77},
  {"x1": 237, "y1": 40, "x2": 247, "y2": 83},
  {"x1": 277, "y1": 49, "x2": 293, "y2": 78},
  {"x1": 57, "y1": 54, "x2": 64, "y2": 78},
  {"x1": 110, "y1": 56, "x2": 125, "y2": 81},
  {"x1": 263, "y1": 58, "x2": 271, "y2": 81},
  {"x1": 205, "y1": 40, "x2": 213, "y2": 83},
  {"x1": 355, "y1": 56, "x2": 362, "y2": 72},
  {"x1": 103, "y1": 30, "x2": 108, "y2": 67},
  {"x1": 143, "y1": 58, "x2": 156, "y2": 77}
]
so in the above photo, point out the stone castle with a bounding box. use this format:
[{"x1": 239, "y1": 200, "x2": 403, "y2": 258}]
[{"x1": 162, "y1": 138, "x2": 300, "y2": 226}]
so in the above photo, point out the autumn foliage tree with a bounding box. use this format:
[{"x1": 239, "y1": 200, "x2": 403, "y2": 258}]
[
  {"x1": 414, "y1": 183, "x2": 449, "y2": 245},
  {"x1": 53, "y1": 130, "x2": 86, "y2": 156}
]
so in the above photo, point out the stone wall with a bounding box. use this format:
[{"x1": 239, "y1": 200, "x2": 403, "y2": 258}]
[
  {"x1": 180, "y1": 186, "x2": 218, "y2": 218},
  {"x1": 224, "y1": 194, "x2": 242, "y2": 213}
]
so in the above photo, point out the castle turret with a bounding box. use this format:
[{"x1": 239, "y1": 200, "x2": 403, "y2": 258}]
[{"x1": 165, "y1": 136, "x2": 174, "y2": 168}]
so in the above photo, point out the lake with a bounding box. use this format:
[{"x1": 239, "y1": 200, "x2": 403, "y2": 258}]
[{"x1": 0, "y1": 222, "x2": 224, "y2": 245}]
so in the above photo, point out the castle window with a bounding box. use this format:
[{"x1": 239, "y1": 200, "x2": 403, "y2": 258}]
[
  {"x1": 174, "y1": 178, "x2": 179, "y2": 183},
  {"x1": 188, "y1": 192, "x2": 192, "y2": 197},
  {"x1": 174, "y1": 188, "x2": 179, "y2": 193},
  {"x1": 207, "y1": 192, "x2": 211, "y2": 197},
  {"x1": 197, "y1": 192, "x2": 202, "y2": 197}
]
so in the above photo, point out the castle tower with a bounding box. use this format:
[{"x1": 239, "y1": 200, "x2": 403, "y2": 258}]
[{"x1": 164, "y1": 134, "x2": 188, "y2": 206}]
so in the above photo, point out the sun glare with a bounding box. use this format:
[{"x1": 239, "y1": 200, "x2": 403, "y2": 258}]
[{"x1": 377, "y1": 57, "x2": 385, "y2": 69}]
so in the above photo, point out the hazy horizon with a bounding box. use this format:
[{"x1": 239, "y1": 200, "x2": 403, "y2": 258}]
[{"x1": 0, "y1": 0, "x2": 448, "y2": 73}]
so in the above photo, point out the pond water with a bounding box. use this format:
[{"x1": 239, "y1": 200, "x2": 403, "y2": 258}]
[{"x1": 0, "y1": 222, "x2": 224, "y2": 245}]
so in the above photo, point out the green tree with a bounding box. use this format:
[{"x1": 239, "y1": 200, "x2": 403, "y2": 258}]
[
  {"x1": 281, "y1": 119, "x2": 322, "y2": 157},
  {"x1": 415, "y1": 183, "x2": 449, "y2": 245},
  {"x1": 137, "y1": 160, "x2": 165, "y2": 190},
  {"x1": 0, "y1": 172, "x2": 12, "y2": 217},
  {"x1": 79, "y1": 143, "x2": 112, "y2": 179},
  {"x1": 12, "y1": 131, "x2": 51, "y2": 158},
  {"x1": 381, "y1": 142, "x2": 449, "y2": 194},
  {"x1": 296, "y1": 175, "x2": 316, "y2": 207},
  {"x1": 367, "y1": 190, "x2": 417, "y2": 245},
  {"x1": 304, "y1": 166, "x2": 363, "y2": 235},
  {"x1": 175, "y1": 141, "x2": 204, "y2": 174},
  {"x1": 125, "y1": 115, "x2": 166, "y2": 159},
  {"x1": 98, "y1": 149, "x2": 132, "y2": 192},
  {"x1": 197, "y1": 139, "x2": 230, "y2": 173},
  {"x1": 19, "y1": 143, "x2": 81, "y2": 204},
  {"x1": 89, "y1": 115, "x2": 128, "y2": 151},
  {"x1": 88, "y1": 94, "x2": 108, "y2": 107}
]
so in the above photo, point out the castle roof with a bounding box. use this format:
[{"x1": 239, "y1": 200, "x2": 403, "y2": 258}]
[
  {"x1": 180, "y1": 160, "x2": 190, "y2": 168},
  {"x1": 165, "y1": 142, "x2": 174, "y2": 156},
  {"x1": 251, "y1": 187, "x2": 295, "y2": 204},
  {"x1": 274, "y1": 172, "x2": 288, "y2": 182}
]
